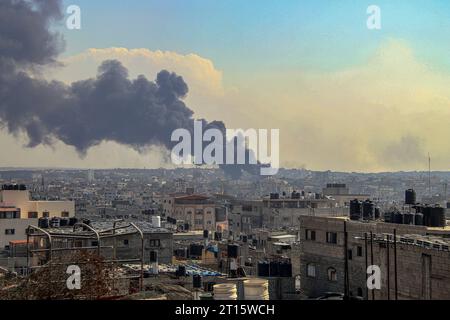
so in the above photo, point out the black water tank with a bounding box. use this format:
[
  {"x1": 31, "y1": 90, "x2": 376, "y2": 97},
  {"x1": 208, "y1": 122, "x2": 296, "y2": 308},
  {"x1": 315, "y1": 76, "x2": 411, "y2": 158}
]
[
  {"x1": 405, "y1": 189, "x2": 416, "y2": 205},
  {"x1": 394, "y1": 212, "x2": 403, "y2": 224},
  {"x1": 279, "y1": 262, "x2": 293, "y2": 277},
  {"x1": 193, "y1": 275, "x2": 202, "y2": 289},
  {"x1": 374, "y1": 207, "x2": 381, "y2": 219},
  {"x1": 422, "y1": 206, "x2": 432, "y2": 226},
  {"x1": 38, "y1": 218, "x2": 49, "y2": 228},
  {"x1": 403, "y1": 213, "x2": 414, "y2": 225},
  {"x1": 350, "y1": 199, "x2": 362, "y2": 220},
  {"x1": 257, "y1": 262, "x2": 269, "y2": 277},
  {"x1": 177, "y1": 265, "x2": 186, "y2": 277},
  {"x1": 227, "y1": 244, "x2": 239, "y2": 258},
  {"x1": 363, "y1": 200, "x2": 374, "y2": 219},
  {"x1": 414, "y1": 213, "x2": 424, "y2": 226},
  {"x1": 68, "y1": 217, "x2": 77, "y2": 226},
  {"x1": 50, "y1": 217, "x2": 60, "y2": 227},
  {"x1": 59, "y1": 218, "x2": 68, "y2": 227},
  {"x1": 384, "y1": 212, "x2": 393, "y2": 223},
  {"x1": 430, "y1": 206, "x2": 446, "y2": 227},
  {"x1": 189, "y1": 244, "x2": 203, "y2": 257},
  {"x1": 150, "y1": 250, "x2": 158, "y2": 263},
  {"x1": 269, "y1": 261, "x2": 280, "y2": 277}
]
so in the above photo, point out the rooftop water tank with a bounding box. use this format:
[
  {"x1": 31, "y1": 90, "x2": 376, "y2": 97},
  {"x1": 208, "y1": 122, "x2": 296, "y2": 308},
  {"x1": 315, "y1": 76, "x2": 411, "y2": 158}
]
[
  {"x1": 350, "y1": 199, "x2": 362, "y2": 220},
  {"x1": 151, "y1": 216, "x2": 161, "y2": 228},
  {"x1": 405, "y1": 189, "x2": 416, "y2": 205},
  {"x1": 244, "y1": 279, "x2": 269, "y2": 300},
  {"x1": 213, "y1": 283, "x2": 237, "y2": 300}
]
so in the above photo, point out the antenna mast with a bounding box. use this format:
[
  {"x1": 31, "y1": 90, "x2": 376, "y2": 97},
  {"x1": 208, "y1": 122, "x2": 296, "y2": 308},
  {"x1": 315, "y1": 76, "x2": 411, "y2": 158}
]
[{"x1": 428, "y1": 153, "x2": 431, "y2": 197}]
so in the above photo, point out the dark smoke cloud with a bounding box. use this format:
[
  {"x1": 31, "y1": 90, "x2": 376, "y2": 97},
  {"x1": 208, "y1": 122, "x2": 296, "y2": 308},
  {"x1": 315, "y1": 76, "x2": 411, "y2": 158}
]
[{"x1": 0, "y1": 0, "x2": 261, "y2": 178}]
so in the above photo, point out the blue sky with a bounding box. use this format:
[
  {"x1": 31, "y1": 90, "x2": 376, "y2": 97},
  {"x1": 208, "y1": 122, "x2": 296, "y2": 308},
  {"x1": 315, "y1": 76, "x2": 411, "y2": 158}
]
[{"x1": 60, "y1": 0, "x2": 450, "y2": 81}]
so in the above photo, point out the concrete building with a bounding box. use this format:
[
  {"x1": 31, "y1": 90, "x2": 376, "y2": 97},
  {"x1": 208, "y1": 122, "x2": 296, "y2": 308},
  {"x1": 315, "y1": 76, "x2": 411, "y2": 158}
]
[
  {"x1": 322, "y1": 183, "x2": 370, "y2": 207},
  {"x1": 0, "y1": 185, "x2": 75, "y2": 219},
  {"x1": 0, "y1": 206, "x2": 37, "y2": 249},
  {"x1": 299, "y1": 215, "x2": 450, "y2": 299},
  {"x1": 168, "y1": 194, "x2": 216, "y2": 231},
  {"x1": 261, "y1": 194, "x2": 344, "y2": 230},
  {"x1": 0, "y1": 186, "x2": 74, "y2": 250},
  {"x1": 228, "y1": 200, "x2": 263, "y2": 237}
]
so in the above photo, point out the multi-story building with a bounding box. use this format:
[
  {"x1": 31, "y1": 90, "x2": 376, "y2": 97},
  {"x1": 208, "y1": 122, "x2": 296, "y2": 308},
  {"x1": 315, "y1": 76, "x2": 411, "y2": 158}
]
[
  {"x1": 322, "y1": 183, "x2": 370, "y2": 207},
  {"x1": 299, "y1": 215, "x2": 450, "y2": 299},
  {"x1": 168, "y1": 194, "x2": 216, "y2": 231},
  {"x1": 228, "y1": 200, "x2": 263, "y2": 237},
  {"x1": 0, "y1": 185, "x2": 75, "y2": 219},
  {"x1": 261, "y1": 193, "x2": 343, "y2": 230},
  {"x1": 0, "y1": 185, "x2": 75, "y2": 250}
]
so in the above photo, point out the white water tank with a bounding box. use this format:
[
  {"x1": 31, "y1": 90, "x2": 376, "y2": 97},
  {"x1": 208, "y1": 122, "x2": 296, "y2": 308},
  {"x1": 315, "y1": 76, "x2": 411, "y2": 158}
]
[
  {"x1": 213, "y1": 283, "x2": 237, "y2": 300},
  {"x1": 244, "y1": 279, "x2": 269, "y2": 300},
  {"x1": 152, "y1": 216, "x2": 161, "y2": 228}
]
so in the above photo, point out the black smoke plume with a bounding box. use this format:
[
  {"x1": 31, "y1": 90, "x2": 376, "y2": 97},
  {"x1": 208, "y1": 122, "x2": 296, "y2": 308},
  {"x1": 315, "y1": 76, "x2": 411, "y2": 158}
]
[{"x1": 0, "y1": 0, "x2": 261, "y2": 178}]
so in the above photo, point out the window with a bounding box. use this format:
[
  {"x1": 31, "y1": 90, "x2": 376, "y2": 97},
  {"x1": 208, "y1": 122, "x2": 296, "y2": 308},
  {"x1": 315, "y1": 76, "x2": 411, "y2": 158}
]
[
  {"x1": 123, "y1": 239, "x2": 129, "y2": 246},
  {"x1": 149, "y1": 239, "x2": 160, "y2": 247},
  {"x1": 42, "y1": 211, "x2": 50, "y2": 218},
  {"x1": 61, "y1": 211, "x2": 69, "y2": 218},
  {"x1": 326, "y1": 232, "x2": 337, "y2": 244},
  {"x1": 306, "y1": 229, "x2": 316, "y2": 241},
  {"x1": 357, "y1": 246, "x2": 363, "y2": 257},
  {"x1": 0, "y1": 211, "x2": 19, "y2": 219},
  {"x1": 347, "y1": 249, "x2": 353, "y2": 260},
  {"x1": 327, "y1": 267, "x2": 337, "y2": 282},
  {"x1": 5, "y1": 229, "x2": 15, "y2": 235},
  {"x1": 91, "y1": 241, "x2": 99, "y2": 247},
  {"x1": 306, "y1": 264, "x2": 316, "y2": 278},
  {"x1": 28, "y1": 212, "x2": 38, "y2": 219}
]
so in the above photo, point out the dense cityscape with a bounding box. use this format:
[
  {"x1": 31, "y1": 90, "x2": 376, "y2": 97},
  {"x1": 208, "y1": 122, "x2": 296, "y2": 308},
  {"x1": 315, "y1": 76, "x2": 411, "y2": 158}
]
[
  {"x1": 1, "y1": 0, "x2": 450, "y2": 311},
  {"x1": 0, "y1": 167, "x2": 449, "y2": 300}
]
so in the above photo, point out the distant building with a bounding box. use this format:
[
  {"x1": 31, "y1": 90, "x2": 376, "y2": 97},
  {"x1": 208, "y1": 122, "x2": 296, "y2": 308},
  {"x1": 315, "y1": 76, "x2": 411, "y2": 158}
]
[
  {"x1": 322, "y1": 183, "x2": 370, "y2": 207},
  {"x1": 228, "y1": 200, "x2": 263, "y2": 237},
  {"x1": 166, "y1": 194, "x2": 216, "y2": 231},
  {"x1": 261, "y1": 193, "x2": 343, "y2": 230}
]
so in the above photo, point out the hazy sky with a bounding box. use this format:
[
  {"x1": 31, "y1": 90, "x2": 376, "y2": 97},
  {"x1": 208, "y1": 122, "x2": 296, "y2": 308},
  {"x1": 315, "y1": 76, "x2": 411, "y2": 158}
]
[{"x1": 2, "y1": 0, "x2": 450, "y2": 172}]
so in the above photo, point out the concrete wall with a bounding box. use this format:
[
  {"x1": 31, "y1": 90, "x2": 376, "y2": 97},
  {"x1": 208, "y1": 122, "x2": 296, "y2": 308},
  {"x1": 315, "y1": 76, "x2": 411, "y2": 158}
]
[
  {"x1": 299, "y1": 215, "x2": 450, "y2": 299},
  {"x1": 0, "y1": 218, "x2": 37, "y2": 249}
]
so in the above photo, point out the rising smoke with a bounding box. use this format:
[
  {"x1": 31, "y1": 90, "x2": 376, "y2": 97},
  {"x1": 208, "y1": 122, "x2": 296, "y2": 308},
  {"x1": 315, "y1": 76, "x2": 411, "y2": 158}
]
[{"x1": 0, "y1": 0, "x2": 260, "y2": 178}]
